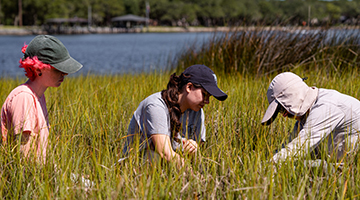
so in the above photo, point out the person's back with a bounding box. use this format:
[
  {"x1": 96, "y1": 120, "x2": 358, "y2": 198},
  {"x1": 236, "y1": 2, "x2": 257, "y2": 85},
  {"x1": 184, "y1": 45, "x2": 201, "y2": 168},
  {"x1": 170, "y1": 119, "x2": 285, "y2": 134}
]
[
  {"x1": 262, "y1": 72, "x2": 360, "y2": 163},
  {"x1": 306, "y1": 88, "x2": 360, "y2": 159}
]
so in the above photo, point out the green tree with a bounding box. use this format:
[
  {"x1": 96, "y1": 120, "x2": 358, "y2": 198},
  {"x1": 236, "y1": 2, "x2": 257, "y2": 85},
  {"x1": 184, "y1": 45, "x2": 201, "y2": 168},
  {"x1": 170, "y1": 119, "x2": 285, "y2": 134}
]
[
  {"x1": 160, "y1": 1, "x2": 181, "y2": 25},
  {"x1": 147, "y1": 0, "x2": 167, "y2": 23},
  {"x1": 2, "y1": 0, "x2": 360, "y2": 27},
  {"x1": 124, "y1": 0, "x2": 140, "y2": 15},
  {"x1": 258, "y1": 0, "x2": 282, "y2": 25},
  {"x1": 20, "y1": 0, "x2": 52, "y2": 25},
  {"x1": 148, "y1": 0, "x2": 196, "y2": 26},
  {"x1": 339, "y1": 0, "x2": 360, "y2": 24},
  {"x1": 89, "y1": 0, "x2": 124, "y2": 25},
  {"x1": 326, "y1": 2, "x2": 342, "y2": 24},
  {"x1": 220, "y1": 0, "x2": 246, "y2": 26},
  {"x1": 274, "y1": 0, "x2": 308, "y2": 25},
  {"x1": 0, "y1": 0, "x2": 2, "y2": 24},
  {"x1": 1, "y1": 0, "x2": 17, "y2": 25},
  {"x1": 196, "y1": 0, "x2": 225, "y2": 26},
  {"x1": 242, "y1": 0, "x2": 262, "y2": 24}
]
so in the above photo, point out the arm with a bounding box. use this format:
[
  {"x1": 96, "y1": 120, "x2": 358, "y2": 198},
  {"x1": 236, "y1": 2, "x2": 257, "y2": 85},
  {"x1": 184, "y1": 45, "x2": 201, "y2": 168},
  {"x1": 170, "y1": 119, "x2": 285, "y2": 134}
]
[
  {"x1": 10, "y1": 92, "x2": 38, "y2": 137},
  {"x1": 16, "y1": 131, "x2": 32, "y2": 144},
  {"x1": 151, "y1": 134, "x2": 185, "y2": 167},
  {"x1": 15, "y1": 130, "x2": 33, "y2": 157},
  {"x1": 272, "y1": 104, "x2": 344, "y2": 163},
  {"x1": 8, "y1": 92, "x2": 48, "y2": 162}
]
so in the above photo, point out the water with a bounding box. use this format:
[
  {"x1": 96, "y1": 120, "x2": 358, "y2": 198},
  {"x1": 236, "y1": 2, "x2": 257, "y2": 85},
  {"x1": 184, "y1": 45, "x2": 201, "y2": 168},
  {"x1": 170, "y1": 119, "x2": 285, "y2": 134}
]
[{"x1": 0, "y1": 32, "x2": 215, "y2": 78}]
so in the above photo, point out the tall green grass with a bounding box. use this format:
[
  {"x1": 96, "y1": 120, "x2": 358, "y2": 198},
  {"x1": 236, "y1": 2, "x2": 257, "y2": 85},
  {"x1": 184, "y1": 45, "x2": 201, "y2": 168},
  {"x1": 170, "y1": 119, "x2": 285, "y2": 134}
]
[
  {"x1": 2, "y1": 27, "x2": 360, "y2": 199},
  {"x1": 174, "y1": 27, "x2": 360, "y2": 76},
  {"x1": 1, "y1": 68, "x2": 360, "y2": 199}
]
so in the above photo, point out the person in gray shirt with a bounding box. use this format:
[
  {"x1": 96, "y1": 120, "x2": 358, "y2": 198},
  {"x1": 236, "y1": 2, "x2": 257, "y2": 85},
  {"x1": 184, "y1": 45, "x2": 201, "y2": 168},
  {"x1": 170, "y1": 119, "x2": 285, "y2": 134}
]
[
  {"x1": 261, "y1": 72, "x2": 360, "y2": 163},
  {"x1": 122, "y1": 65, "x2": 227, "y2": 167}
]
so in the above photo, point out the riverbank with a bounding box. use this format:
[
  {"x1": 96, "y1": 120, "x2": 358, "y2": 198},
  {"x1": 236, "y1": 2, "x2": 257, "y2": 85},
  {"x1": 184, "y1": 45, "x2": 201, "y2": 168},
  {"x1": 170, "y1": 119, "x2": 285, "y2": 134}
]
[
  {"x1": 1, "y1": 25, "x2": 359, "y2": 35},
  {"x1": 0, "y1": 25, "x2": 339, "y2": 35},
  {"x1": 0, "y1": 25, "x2": 234, "y2": 35}
]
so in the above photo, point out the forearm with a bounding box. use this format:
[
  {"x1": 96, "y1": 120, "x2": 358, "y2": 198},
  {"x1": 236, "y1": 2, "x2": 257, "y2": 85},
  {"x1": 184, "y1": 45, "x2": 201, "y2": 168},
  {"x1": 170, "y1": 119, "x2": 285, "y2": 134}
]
[
  {"x1": 272, "y1": 130, "x2": 325, "y2": 163},
  {"x1": 152, "y1": 134, "x2": 186, "y2": 167},
  {"x1": 161, "y1": 150, "x2": 185, "y2": 168}
]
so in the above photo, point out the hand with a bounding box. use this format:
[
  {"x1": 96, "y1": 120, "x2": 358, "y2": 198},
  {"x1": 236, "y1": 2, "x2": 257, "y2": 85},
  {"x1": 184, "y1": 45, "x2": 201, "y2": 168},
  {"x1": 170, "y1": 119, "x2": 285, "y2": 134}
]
[{"x1": 182, "y1": 139, "x2": 198, "y2": 155}]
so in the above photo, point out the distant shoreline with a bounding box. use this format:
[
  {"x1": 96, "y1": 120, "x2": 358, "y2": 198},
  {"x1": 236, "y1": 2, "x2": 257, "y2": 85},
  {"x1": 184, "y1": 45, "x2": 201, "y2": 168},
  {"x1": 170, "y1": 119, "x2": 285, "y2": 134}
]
[
  {"x1": 0, "y1": 26, "x2": 232, "y2": 36},
  {"x1": 0, "y1": 25, "x2": 359, "y2": 36}
]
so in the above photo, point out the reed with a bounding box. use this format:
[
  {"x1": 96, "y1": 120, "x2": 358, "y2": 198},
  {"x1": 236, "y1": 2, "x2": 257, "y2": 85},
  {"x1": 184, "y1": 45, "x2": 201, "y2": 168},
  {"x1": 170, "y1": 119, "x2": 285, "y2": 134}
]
[
  {"x1": 1, "y1": 68, "x2": 360, "y2": 199},
  {"x1": 1, "y1": 26, "x2": 360, "y2": 199},
  {"x1": 174, "y1": 27, "x2": 360, "y2": 76}
]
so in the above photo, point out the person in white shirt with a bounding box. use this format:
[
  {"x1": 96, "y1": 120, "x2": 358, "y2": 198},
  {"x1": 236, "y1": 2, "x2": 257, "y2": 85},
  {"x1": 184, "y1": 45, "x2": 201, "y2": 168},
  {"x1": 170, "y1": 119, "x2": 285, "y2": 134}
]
[{"x1": 261, "y1": 72, "x2": 360, "y2": 163}]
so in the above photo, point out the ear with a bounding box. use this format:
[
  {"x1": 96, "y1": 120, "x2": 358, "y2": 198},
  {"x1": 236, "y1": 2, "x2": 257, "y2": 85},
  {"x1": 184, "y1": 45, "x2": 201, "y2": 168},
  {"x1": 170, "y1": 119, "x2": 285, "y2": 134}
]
[
  {"x1": 35, "y1": 68, "x2": 42, "y2": 76},
  {"x1": 185, "y1": 82, "x2": 193, "y2": 93}
]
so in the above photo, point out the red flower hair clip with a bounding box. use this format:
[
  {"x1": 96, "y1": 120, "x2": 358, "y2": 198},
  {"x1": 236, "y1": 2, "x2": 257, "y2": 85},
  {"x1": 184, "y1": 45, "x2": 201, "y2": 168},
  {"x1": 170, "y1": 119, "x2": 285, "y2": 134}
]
[{"x1": 21, "y1": 43, "x2": 28, "y2": 54}]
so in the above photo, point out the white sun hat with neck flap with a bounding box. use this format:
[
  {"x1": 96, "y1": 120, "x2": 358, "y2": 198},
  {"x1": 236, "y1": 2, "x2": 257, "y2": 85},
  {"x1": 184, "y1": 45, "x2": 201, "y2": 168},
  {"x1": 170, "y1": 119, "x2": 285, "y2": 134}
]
[{"x1": 261, "y1": 72, "x2": 319, "y2": 125}]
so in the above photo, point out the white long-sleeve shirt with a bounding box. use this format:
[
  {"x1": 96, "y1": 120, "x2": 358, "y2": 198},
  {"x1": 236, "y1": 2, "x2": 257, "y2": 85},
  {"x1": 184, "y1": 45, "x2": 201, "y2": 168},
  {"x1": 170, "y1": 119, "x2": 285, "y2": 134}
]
[{"x1": 272, "y1": 89, "x2": 360, "y2": 162}]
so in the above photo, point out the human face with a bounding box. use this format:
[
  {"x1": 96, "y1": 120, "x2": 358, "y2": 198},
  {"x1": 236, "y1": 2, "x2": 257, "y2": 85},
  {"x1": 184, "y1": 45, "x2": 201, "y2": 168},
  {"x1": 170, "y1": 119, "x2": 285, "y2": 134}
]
[
  {"x1": 278, "y1": 104, "x2": 304, "y2": 121},
  {"x1": 278, "y1": 105, "x2": 293, "y2": 118},
  {"x1": 40, "y1": 67, "x2": 68, "y2": 87},
  {"x1": 185, "y1": 83, "x2": 211, "y2": 112}
]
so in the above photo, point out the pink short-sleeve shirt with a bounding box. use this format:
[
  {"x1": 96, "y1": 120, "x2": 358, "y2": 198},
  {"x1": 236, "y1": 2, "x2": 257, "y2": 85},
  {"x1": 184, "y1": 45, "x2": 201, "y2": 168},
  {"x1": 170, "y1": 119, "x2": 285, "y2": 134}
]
[{"x1": 1, "y1": 84, "x2": 49, "y2": 158}]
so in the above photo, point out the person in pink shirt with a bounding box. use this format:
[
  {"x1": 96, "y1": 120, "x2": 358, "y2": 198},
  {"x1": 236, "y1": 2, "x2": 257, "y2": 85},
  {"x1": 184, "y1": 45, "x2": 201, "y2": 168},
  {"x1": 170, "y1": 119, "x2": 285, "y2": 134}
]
[{"x1": 1, "y1": 35, "x2": 83, "y2": 163}]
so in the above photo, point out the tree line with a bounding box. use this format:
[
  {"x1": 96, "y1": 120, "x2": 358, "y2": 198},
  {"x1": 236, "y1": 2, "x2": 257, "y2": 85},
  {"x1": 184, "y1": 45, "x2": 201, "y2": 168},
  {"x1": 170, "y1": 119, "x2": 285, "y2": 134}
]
[{"x1": 1, "y1": 0, "x2": 360, "y2": 27}]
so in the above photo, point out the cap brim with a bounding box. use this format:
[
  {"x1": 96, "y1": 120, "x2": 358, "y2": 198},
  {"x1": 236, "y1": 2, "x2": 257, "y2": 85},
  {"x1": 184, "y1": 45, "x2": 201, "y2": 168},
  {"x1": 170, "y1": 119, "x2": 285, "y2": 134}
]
[
  {"x1": 202, "y1": 84, "x2": 228, "y2": 101},
  {"x1": 261, "y1": 100, "x2": 279, "y2": 125},
  {"x1": 52, "y1": 56, "x2": 83, "y2": 74}
]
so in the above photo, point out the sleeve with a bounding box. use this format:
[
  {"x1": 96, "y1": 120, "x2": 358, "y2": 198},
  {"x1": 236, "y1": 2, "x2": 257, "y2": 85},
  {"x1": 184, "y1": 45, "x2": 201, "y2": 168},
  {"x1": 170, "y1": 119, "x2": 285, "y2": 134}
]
[
  {"x1": 198, "y1": 109, "x2": 206, "y2": 142},
  {"x1": 180, "y1": 109, "x2": 206, "y2": 143},
  {"x1": 9, "y1": 93, "x2": 38, "y2": 136},
  {"x1": 142, "y1": 103, "x2": 170, "y2": 137},
  {"x1": 272, "y1": 104, "x2": 344, "y2": 163}
]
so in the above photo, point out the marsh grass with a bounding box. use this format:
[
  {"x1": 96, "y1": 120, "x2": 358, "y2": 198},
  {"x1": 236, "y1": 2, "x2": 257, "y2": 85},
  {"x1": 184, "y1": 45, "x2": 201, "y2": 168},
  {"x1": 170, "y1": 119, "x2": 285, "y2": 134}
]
[
  {"x1": 174, "y1": 27, "x2": 360, "y2": 76},
  {"x1": 1, "y1": 68, "x2": 360, "y2": 199},
  {"x1": 2, "y1": 27, "x2": 360, "y2": 199}
]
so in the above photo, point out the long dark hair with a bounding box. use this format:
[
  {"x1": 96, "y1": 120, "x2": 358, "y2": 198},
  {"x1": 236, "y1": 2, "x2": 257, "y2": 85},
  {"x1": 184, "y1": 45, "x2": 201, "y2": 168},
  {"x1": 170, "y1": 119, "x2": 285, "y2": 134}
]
[{"x1": 161, "y1": 72, "x2": 190, "y2": 139}]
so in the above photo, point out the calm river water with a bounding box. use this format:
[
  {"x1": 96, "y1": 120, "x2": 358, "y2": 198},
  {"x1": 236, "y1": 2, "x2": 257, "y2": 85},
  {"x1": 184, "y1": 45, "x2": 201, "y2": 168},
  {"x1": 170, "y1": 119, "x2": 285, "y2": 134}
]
[{"x1": 0, "y1": 32, "x2": 215, "y2": 78}]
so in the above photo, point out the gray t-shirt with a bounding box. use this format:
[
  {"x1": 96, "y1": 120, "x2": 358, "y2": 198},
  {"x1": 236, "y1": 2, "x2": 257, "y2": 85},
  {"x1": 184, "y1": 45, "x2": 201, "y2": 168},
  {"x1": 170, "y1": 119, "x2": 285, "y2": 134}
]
[
  {"x1": 273, "y1": 89, "x2": 360, "y2": 162},
  {"x1": 122, "y1": 92, "x2": 205, "y2": 155}
]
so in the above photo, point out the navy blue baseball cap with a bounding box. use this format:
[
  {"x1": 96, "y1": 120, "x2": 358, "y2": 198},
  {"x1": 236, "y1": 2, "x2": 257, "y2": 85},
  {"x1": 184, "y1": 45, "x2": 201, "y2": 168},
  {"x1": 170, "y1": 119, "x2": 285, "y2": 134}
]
[{"x1": 182, "y1": 65, "x2": 227, "y2": 101}]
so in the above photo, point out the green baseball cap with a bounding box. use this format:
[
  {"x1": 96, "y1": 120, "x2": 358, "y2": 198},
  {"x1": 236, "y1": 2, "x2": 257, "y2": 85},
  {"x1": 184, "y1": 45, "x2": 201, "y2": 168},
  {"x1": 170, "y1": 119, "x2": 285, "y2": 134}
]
[{"x1": 24, "y1": 35, "x2": 83, "y2": 74}]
